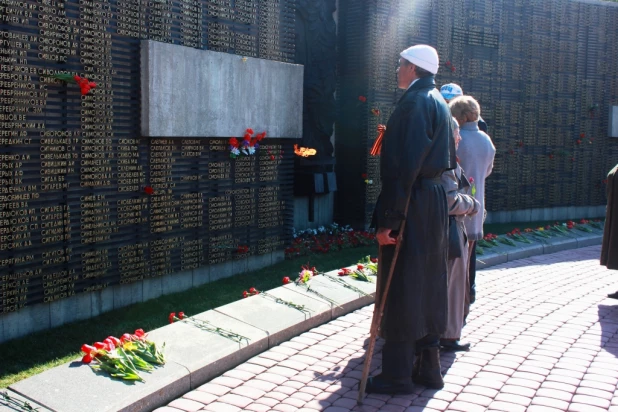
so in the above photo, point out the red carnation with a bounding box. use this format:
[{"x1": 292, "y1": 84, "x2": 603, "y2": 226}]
[
  {"x1": 169, "y1": 312, "x2": 176, "y2": 324},
  {"x1": 361, "y1": 173, "x2": 368, "y2": 179},
  {"x1": 242, "y1": 291, "x2": 248, "y2": 298},
  {"x1": 246, "y1": 128, "x2": 254, "y2": 135},
  {"x1": 283, "y1": 276, "x2": 291, "y2": 284},
  {"x1": 144, "y1": 186, "x2": 155, "y2": 195},
  {"x1": 358, "y1": 96, "x2": 367, "y2": 103}
]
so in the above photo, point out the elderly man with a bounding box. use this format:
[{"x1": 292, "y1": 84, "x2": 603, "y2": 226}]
[{"x1": 368, "y1": 45, "x2": 456, "y2": 394}]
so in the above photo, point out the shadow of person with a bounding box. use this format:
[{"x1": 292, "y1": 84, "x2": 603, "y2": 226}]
[
  {"x1": 300, "y1": 333, "x2": 466, "y2": 410},
  {"x1": 598, "y1": 304, "x2": 618, "y2": 358}
]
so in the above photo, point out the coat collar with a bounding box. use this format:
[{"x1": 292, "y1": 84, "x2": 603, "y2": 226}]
[
  {"x1": 461, "y1": 121, "x2": 479, "y2": 131},
  {"x1": 399, "y1": 76, "x2": 435, "y2": 103}
]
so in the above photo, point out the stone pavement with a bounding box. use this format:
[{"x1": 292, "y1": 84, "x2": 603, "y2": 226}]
[{"x1": 154, "y1": 245, "x2": 618, "y2": 412}]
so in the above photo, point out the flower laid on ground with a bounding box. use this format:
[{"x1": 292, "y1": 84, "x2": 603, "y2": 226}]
[
  {"x1": 80, "y1": 329, "x2": 165, "y2": 382},
  {"x1": 506, "y1": 228, "x2": 532, "y2": 244},
  {"x1": 229, "y1": 129, "x2": 266, "y2": 159},
  {"x1": 282, "y1": 276, "x2": 291, "y2": 284},
  {"x1": 242, "y1": 287, "x2": 308, "y2": 314},
  {"x1": 291, "y1": 265, "x2": 341, "y2": 307},
  {"x1": 338, "y1": 267, "x2": 352, "y2": 276},
  {"x1": 497, "y1": 236, "x2": 517, "y2": 247},
  {"x1": 1, "y1": 391, "x2": 38, "y2": 411},
  {"x1": 478, "y1": 233, "x2": 498, "y2": 248},
  {"x1": 169, "y1": 311, "x2": 250, "y2": 344},
  {"x1": 285, "y1": 223, "x2": 375, "y2": 258},
  {"x1": 358, "y1": 255, "x2": 378, "y2": 274}
]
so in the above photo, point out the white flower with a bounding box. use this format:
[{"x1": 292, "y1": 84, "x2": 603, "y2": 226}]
[
  {"x1": 248, "y1": 146, "x2": 256, "y2": 155},
  {"x1": 231, "y1": 147, "x2": 240, "y2": 155},
  {"x1": 241, "y1": 149, "x2": 248, "y2": 155}
]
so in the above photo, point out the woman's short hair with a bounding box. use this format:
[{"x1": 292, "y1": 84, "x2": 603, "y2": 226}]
[{"x1": 449, "y1": 96, "x2": 480, "y2": 123}]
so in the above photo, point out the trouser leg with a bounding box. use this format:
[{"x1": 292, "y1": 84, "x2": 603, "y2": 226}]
[
  {"x1": 469, "y1": 240, "x2": 477, "y2": 302},
  {"x1": 381, "y1": 340, "x2": 415, "y2": 380}
]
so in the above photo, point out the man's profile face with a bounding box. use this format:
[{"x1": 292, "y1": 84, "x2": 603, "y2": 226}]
[{"x1": 396, "y1": 58, "x2": 414, "y2": 89}]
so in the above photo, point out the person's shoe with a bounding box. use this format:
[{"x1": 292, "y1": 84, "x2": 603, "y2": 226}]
[
  {"x1": 440, "y1": 339, "x2": 471, "y2": 352},
  {"x1": 366, "y1": 374, "x2": 413, "y2": 394},
  {"x1": 412, "y1": 347, "x2": 444, "y2": 389},
  {"x1": 608, "y1": 291, "x2": 618, "y2": 300}
]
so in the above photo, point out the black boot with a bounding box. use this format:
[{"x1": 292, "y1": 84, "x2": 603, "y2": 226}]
[
  {"x1": 440, "y1": 339, "x2": 471, "y2": 352},
  {"x1": 366, "y1": 374, "x2": 413, "y2": 394},
  {"x1": 412, "y1": 347, "x2": 444, "y2": 389}
]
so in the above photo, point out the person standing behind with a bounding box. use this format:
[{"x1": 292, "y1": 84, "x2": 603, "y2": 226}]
[
  {"x1": 367, "y1": 44, "x2": 456, "y2": 394},
  {"x1": 440, "y1": 83, "x2": 488, "y2": 133},
  {"x1": 449, "y1": 96, "x2": 495, "y2": 307},
  {"x1": 441, "y1": 85, "x2": 488, "y2": 304},
  {"x1": 601, "y1": 164, "x2": 618, "y2": 298},
  {"x1": 440, "y1": 119, "x2": 480, "y2": 352}
]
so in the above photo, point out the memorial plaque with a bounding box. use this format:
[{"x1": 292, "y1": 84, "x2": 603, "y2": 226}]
[
  {"x1": 0, "y1": 0, "x2": 295, "y2": 314},
  {"x1": 337, "y1": 0, "x2": 618, "y2": 227}
]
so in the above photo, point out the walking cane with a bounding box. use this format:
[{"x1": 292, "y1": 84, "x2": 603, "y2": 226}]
[{"x1": 357, "y1": 191, "x2": 413, "y2": 405}]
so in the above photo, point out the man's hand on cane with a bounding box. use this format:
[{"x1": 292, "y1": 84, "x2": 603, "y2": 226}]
[{"x1": 377, "y1": 228, "x2": 397, "y2": 246}]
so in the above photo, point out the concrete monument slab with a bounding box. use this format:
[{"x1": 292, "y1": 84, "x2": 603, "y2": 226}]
[
  {"x1": 141, "y1": 41, "x2": 303, "y2": 138},
  {"x1": 10, "y1": 354, "x2": 190, "y2": 412},
  {"x1": 147, "y1": 311, "x2": 268, "y2": 388}
]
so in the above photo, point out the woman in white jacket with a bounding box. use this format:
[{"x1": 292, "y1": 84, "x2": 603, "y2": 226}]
[{"x1": 449, "y1": 96, "x2": 496, "y2": 307}]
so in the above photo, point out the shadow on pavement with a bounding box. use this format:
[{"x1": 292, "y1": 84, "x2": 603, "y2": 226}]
[{"x1": 598, "y1": 303, "x2": 618, "y2": 358}]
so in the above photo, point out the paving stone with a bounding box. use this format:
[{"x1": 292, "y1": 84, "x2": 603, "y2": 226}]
[
  {"x1": 487, "y1": 400, "x2": 527, "y2": 412},
  {"x1": 456, "y1": 392, "x2": 493, "y2": 407},
  {"x1": 494, "y1": 393, "x2": 532, "y2": 407},
  {"x1": 183, "y1": 391, "x2": 218, "y2": 405},
  {"x1": 168, "y1": 398, "x2": 205, "y2": 412},
  {"x1": 568, "y1": 403, "x2": 609, "y2": 412},
  {"x1": 462, "y1": 385, "x2": 499, "y2": 398},
  {"x1": 447, "y1": 401, "x2": 487, "y2": 412},
  {"x1": 244, "y1": 404, "x2": 271, "y2": 412},
  {"x1": 272, "y1": 403, "x2": 302, "y2": 412},
  {"x1": 202, "y1": 402, "x2": 242, "y2": 412},
  {"x1": 281, "y1": 396, "x2": 308, "y2": 408},
  {"x1": 531, "y1": 397, "x2": 571, "y2": 411},
  {"x1": 571, "y1": 394, "x2": 611, "y2": 409}
]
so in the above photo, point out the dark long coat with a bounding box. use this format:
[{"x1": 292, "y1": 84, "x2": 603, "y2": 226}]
[
  {"x1": 601, "y1": 164, "x2": 618, "y2": 269},
  {"x1": 373, "y1": 76, "x2": 456, "y2": 342}
]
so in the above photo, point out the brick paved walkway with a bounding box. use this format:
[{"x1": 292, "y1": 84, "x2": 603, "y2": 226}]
[{"x1": 155, "y1": 245, "x2": 618, "y2": 412}]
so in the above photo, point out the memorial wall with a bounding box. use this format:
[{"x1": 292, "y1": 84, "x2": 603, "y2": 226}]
[
  {"x1": 0, "y1": 0, "x2": 296, "y2": 317},
  {"x1": 336, "y1": 0, "x2": 618, "y2": 228}
]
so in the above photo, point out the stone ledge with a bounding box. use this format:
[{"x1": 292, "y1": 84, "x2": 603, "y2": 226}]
[
  {"x1": 7, "y1": 232, "x2": 602, "y2": 411},
  {"x1": 0, "y1": 389, "x2": 51, "y2": 412}
]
